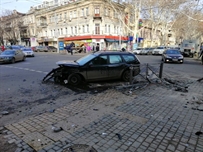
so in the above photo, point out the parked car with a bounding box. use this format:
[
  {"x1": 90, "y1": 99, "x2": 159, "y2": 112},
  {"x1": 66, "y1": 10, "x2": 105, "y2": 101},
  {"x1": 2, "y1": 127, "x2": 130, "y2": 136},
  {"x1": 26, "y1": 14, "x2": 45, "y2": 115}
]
[
  {"x1": 10, "y1": 45, "x2": 24, "y2": 50},
  {"x1": 140, "y1": 48, "x2": 154, "y2": 55},
  {"x1": 162, "y1": 49, "x2": 184, "y2": 63},
  {"x1": 132, "y1": 47, "x2": 143, "y2": 55},
  {"x1": 35, "y1": 46, "x2": 48, "y2": 52},
  {"x1": 47, "y1": 46, "x2": 57, "y2": 52},
  {"x1": 22, "y1": 47, "x2": 35, "y2": 57},
  {"x1": 152, "y1": 46, "x2": 167, "y2": 55},
  {"x1": 43, "y1": 51, "x2": 141, "y2": 85},
  {"x1": 0, "y1": 49, "x2": 26, "y2": 64}
]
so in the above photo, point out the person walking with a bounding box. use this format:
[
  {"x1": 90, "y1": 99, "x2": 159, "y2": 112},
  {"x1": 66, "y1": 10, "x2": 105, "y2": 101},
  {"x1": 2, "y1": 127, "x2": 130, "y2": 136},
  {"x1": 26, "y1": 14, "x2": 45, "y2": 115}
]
[
  {"x1": 95, "y1": 43, "x2": 100, "y2": 52},
  {"x1": 199, "y1": 47, "x2": 203, "y2": 65}
]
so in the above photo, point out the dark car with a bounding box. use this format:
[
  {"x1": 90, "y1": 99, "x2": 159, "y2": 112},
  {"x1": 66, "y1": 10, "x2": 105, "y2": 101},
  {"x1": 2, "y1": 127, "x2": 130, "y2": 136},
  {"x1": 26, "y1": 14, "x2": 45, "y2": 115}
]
[
  {"x1": 47, "y1": 46, "x2": 57, "y2": 52},
  {"x1": 0, "y1": 49, "x2": 26, "y2": 64},
  {"x1": 43, "y1": 51, "x2": 141, "y2": 85},
  {"x1": 162, "y1": 49, "x2": 184, "y2": 63}
]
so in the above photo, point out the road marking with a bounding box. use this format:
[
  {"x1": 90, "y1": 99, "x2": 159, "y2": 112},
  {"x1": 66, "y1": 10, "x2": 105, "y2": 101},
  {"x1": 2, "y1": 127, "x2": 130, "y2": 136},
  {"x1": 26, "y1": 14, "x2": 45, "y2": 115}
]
[{"x1": 1, "y1": 65, "x2": 48, "y2": 74}]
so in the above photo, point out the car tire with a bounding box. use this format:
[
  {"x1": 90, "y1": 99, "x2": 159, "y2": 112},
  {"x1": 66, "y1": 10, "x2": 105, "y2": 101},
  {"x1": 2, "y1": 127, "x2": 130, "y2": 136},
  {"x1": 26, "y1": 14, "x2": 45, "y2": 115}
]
[
  {"x1": 69, "y1": 74, "x2": 81, "y2": 85},
  {"x1": 122, "y1": 70, "x2": 130, "y2": 82},
  {"x1": 11, "y1": 58, "x2": 15, "y2": 64}
]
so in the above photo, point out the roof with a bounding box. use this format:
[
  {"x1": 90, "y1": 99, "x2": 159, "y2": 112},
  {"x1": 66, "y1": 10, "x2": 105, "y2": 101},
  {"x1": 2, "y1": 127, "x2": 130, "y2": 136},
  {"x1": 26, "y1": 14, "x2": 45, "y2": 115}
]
[{"x1": 93, "y1": 51, "x2": 134, "y2": 55}]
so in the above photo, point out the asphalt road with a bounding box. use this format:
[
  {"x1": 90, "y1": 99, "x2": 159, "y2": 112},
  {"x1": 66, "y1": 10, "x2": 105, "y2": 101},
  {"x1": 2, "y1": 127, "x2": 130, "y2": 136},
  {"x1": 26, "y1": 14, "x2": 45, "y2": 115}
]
[{"x1": 0, "y1": 52, "x2": 202, "y2": 126}]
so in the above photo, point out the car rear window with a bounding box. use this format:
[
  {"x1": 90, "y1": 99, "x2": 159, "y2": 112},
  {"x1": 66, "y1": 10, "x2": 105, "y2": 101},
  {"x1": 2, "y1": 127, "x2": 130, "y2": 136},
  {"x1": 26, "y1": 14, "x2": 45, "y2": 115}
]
[{"x1": 122, "y1": 54, "x2": 140, "y2": 64}]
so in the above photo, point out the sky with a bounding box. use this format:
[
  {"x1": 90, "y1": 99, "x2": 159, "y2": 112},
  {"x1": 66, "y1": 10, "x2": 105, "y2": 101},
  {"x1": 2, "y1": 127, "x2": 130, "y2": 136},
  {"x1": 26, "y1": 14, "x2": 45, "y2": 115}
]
[{"x1": 0, "y1": 0, "x2": 44, "y2": 14}]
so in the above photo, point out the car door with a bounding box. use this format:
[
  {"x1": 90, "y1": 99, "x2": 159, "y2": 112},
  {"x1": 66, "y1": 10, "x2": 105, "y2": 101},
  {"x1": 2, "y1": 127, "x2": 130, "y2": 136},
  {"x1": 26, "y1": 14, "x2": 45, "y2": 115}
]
[
  {"x1": 86, "y1": 55, "x2": 108, "y2": 80},
  {"x1": 108, "y1": 54, "x2": 124, "y2": 78},
  {"x1": 15, "y1": 50, "x2": 21, "y2": 61}
]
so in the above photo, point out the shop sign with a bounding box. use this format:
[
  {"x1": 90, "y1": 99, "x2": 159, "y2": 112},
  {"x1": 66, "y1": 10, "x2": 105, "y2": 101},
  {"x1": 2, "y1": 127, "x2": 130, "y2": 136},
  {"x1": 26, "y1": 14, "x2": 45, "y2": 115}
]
[{"x1": 59, "y1": 41, "x2": 64, "y2": 51}]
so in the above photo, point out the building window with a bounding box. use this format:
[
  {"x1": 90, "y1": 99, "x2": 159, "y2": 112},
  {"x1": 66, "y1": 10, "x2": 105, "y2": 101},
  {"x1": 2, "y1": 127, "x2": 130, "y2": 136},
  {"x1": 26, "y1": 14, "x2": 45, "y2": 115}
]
[
  {"x1": 73, "y1": 10, "x2": 77, "y2": 18},
  {"x1": 70, "y1": 11, "x2": 72, "y2": 19},
  {"x1": 82, "y1": 25, "x2": 85, "y2": 33},
  {"x1": 60, "y1": 14, "x2": 62, "y2": 20},
  {"x1": 75, "y1": 26, "x2": 77, "y2": 34},
  {"x1": 71, "y1": 27, "x2": 73, "y2": 34},
  {"x1": 81, "y1": 8, "x2": 84, "y2": 17},
  {"x1": 86, "y1": 24, "x2": 89, "y2": 33},
  {"x1": 65, "y1": 27, "x2": 68, "y2": 34},
  {"x1": 58, "y1": 29, "x2": 60, "y2": 35},
  {"x1": 105, "y1": 8, "x2": 107, "y2": 16},
  {"x1": 95, "y1": 24, "x2": 100, "y2": 34},
  {"x1": 49, "y1": 16, "x2": 52, "y2": 23},
  {"x1": 108, "y1": 8, "x2": 111, "y2": 16},
  {"x1": 64, "y1": 12, "x2": 67, "y2": 19},
  {"x1": 86, "y1": 7, "x2": 89, "y2": 16},
  {"x1": 54, "y1": 29, "x2": 55, "y2": 36},
  {"x1": 61, "y1": 28, "x2": 63, "y2": 35},
  {"x1": 105, "y1": 24, "x2": 107, "y2": 33},
  {"x1": 51, "y1": 30, "x2": 52, "y2": 36},
  {"x1": 114, "y1": 26, "x2": 116, "y2": 34},
  {"x1": 108, "y1": 25, "x2": 110, "y2": 33},
  {"x1": 94, "y1": 7, "x2": 100, "y2": 16}
]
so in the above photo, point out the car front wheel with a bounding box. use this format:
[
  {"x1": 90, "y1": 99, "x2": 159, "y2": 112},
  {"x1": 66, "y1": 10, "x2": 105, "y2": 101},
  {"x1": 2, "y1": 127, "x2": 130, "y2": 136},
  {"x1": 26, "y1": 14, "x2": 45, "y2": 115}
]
[
  {"x1": 11, "y1": 58, "x2": 15, "y2": 64},
  {"x1": 122, "y1": 70, "x2": 130, "y2": 81},
  {"x1": 69, "y1": 74, "x2": 81, "y2": 85}
]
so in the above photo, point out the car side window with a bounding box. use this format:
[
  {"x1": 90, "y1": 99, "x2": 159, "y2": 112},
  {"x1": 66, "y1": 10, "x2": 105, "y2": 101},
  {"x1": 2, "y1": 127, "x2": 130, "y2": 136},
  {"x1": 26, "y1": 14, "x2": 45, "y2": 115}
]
[
  {"x1": 91, "y1": 55, "x2": 108, "y2": 65},
  {"x1": 122, "y1": 55, "x2": 140, "y2": 64},
  {"x1": 109, "y1": 55, "x2": 122, "y2": 64}
]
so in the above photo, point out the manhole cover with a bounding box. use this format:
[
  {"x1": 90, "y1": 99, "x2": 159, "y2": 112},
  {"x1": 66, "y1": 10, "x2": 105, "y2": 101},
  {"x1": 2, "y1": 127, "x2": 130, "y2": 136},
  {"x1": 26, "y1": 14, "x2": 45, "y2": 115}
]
[{"x1": 63, "y1": 144, "x2": 97, "y2": 152}]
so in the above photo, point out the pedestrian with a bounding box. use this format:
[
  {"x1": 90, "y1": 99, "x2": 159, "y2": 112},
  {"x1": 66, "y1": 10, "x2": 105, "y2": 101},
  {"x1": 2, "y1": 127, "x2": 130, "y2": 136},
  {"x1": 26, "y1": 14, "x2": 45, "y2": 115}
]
[
  {"x1": 96, "y1": 43, "x2": 100, "y2": 52},
  {"x1": 199, "y1": 47, "x2": 203, "y2": 65}
]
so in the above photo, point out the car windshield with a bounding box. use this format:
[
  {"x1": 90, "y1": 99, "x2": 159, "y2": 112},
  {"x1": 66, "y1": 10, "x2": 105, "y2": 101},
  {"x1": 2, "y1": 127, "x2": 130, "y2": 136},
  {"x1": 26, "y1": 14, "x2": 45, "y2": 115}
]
[
  {"x1": 166, "y1": 50, "x2": 181, "y2": 54},
  {"x1": 157, "y1": 47, "x2": 165, "y2": 49},
  {"x1": 23, "y1": 49, "x2": 32, "y2": 51},
  {"x1": 75, "y1": 54, "x2": 96, "y2": 65},
  {"x1": 1, "y1": 50, "x2": 15, "y2": 55}
]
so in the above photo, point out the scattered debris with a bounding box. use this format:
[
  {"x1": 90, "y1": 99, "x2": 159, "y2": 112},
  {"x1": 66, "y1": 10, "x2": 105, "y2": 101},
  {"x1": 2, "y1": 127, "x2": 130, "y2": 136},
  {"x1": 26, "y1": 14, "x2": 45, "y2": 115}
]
[
  {"x1": 49, "y1": 109, "x2": 55, "y2": 113},
  {"x1": 116, "y1": 133, "x2": 122, "y2": 140},
  {"x1": 195, "y1": 131, "x2": 203, "y2": 136},
  {"x1": 51, "y1": 125, "x2": 63, "y2": 132},
  {"x1": 197, "y1": 77, "x2": 203, "y2": 82},
  {"x1": 1, "y1": 111, "x2": 9, "y2": 115}
]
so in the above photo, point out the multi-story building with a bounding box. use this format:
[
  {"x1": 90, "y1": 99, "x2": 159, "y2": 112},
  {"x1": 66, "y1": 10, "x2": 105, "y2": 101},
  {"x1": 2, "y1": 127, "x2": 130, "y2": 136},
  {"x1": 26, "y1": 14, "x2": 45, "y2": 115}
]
[{"x1": 32, "y1": 0, "x2": 131, "y2": 52}]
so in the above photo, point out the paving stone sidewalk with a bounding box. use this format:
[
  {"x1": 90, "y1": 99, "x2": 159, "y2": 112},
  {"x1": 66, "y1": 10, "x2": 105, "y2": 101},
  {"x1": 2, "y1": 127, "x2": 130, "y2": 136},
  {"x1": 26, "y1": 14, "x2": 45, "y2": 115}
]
[{"x1": 3, "y1": 80, "x2": 203, "y2": 152}]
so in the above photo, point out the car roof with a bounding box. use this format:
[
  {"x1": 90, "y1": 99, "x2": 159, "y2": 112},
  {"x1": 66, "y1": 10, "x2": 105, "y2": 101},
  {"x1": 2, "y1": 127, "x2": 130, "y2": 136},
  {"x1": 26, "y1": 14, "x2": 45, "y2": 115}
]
[{"x1": 94, "y1": 51, "x2": 135, "y2": 56}]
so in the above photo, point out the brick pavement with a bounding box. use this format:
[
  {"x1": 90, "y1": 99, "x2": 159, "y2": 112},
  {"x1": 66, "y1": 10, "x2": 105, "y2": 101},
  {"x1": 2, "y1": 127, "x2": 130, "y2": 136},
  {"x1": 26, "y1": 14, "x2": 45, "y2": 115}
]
[{"x1": 3, "y1": 80, "x2": 203, "y2": 152}]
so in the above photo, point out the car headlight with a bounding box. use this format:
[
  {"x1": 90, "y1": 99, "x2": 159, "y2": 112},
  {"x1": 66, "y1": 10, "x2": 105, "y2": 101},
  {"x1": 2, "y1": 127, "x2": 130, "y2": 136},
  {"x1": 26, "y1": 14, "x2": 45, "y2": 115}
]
[
  {"x1": 4, "y1": 57, "x2": 11, "y2": 59},
  {"x1": 178, "y1": 56, "x2": 183, "y2": 59}
]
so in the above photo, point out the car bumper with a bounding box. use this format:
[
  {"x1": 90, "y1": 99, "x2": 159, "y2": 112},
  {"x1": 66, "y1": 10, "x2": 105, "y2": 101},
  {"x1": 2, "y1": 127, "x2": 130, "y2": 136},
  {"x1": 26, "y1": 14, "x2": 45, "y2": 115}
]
[
  {"x1": 0, "y1": 58, "x2": 12, "y2": 63},
  {"x1": 165, "y1": 58, "x2": 184, "y2": 63}
]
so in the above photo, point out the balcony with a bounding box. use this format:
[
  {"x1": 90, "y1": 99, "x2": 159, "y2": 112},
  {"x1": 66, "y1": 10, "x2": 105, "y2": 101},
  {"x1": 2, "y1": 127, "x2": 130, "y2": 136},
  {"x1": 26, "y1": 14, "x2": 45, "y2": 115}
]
[
  {"x1": 38, "y1": 23, "x2": 47, "y2": 27},
  {"x1": 93, "y1": 14, "x2": 102, "y2": 22}
]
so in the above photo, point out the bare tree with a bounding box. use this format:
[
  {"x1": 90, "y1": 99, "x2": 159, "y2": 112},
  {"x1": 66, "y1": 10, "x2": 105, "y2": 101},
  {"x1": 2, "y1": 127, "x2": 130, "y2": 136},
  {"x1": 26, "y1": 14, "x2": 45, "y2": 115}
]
[{"x1": 0, "y1": 9, "x2": 25, "y2": 45}]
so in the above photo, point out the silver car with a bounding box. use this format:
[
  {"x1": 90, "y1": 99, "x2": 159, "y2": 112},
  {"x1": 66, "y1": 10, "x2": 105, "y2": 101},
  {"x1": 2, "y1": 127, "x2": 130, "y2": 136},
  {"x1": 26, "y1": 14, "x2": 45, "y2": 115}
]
[
  {"x1": 22, "y1": 48, "x2": 35, "y2": 57},
  {"x1": 0, "y1": 49, "x2": 26, "y2": 64}
]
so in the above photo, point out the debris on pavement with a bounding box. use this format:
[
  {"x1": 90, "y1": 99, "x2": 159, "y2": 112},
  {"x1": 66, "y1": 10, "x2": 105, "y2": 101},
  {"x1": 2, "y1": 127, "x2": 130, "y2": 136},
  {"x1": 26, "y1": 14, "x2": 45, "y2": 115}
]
[
  {"x1": 195, "y1": 131, "x2": 203, "y2": 136},
  {"x1": 1, "y1": 111, "x2": 9, "y2": 115},
  {"x1": 116, "y1": 133, "x2": 122, "y2": 140}
]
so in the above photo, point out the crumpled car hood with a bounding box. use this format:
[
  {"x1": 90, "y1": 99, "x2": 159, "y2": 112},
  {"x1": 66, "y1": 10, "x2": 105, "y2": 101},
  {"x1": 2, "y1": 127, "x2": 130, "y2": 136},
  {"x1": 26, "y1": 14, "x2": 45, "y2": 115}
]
[{"x1": 56, "y1": 60, "x2": 80, "y2": 67}]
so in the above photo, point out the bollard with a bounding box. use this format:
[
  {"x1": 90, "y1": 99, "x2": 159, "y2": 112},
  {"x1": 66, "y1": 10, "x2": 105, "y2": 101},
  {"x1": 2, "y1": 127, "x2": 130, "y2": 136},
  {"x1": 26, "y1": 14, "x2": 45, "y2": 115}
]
[
  {"x1": 130, "y1": 66, "x2": 133, "y2": 85},
  {"x1": 159, "y1": 62, "x2": 164, "y2": 79},
  {"x1": 146, "y1": 63, "x2": 149, "y2": 79}
]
